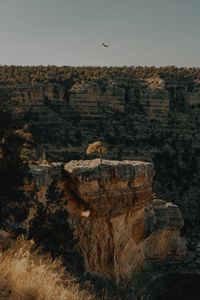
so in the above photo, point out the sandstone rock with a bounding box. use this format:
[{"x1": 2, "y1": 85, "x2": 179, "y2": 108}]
[
  {"x1": 69, "y1": 81, "x2": 125, "y2": 117},
  {"x1": 1, "y1": 68, "x2": 199, "y2": 287},
  {"x1": 27, "y1": 159, "x2": 186, "y2": 282},
  {"x1": 62, "y1": 160, "x2": 185, "y2": 282},
  {"x1": 145, "y1": 199, "x2": 184, "y2": 231},
  {"x1": 64, "y1": 159, "x2": 154, "y2": 218},
  {"x1": 28, "y1": 159, "x2": 186, "y2": 282}
]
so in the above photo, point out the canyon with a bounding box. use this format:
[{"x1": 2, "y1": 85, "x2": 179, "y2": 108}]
[
  {"x1": 1, "y1": 66, "x2": 200, "y2": 298},
  {"x1": 1, "y1": 66, "x2": 199, "y2": 227}
]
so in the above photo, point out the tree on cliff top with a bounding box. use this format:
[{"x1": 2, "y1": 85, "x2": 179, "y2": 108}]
[{"x1": 86, "y1": 141, "x2": 108, "y2": 163}]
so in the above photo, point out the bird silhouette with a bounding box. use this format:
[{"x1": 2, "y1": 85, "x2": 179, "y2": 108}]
[{"x1": 102, "y1": 43, "x2": 109, "y2": 47}]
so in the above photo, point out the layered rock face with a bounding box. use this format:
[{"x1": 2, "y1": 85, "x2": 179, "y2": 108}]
[
  {"x1": 3, "y1": 72, "x2": 200, "y2": 162},
  {"x1": 5, "y1": 73, "x2": 200, "y2": 162},
  {"x1": 2, "y1": 68, "x2": 200, "y2": 228},
  {"x1": 6, "y1": 76, "x2": 185, "y2": 122},
  {"x1": 70, "y1": 82, "x2": 125, "y2": 118},
  {"x1": 27, "y1": 159, "x2": 185, "y2": 282},
  {"x1": 7, "y1": 74, "x2": 198, "y2": 123},
  {"x1": 62, "y1": 160, "x2": 185, "y2": 282}
]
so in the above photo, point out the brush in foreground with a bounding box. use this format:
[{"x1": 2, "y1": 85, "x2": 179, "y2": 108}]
[{"x1": 0, "y1": 239, "x2": 96, "y2": 300}]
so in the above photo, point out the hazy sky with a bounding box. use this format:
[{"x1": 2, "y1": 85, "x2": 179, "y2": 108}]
[{"x1": 0, "y1": 0, "x2": 199, "y2": 66}]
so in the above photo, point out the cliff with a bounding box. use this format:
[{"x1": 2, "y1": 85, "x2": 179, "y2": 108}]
[
  {"x1": 28, "y1": 159, "x2": 185, "y2": 282},
  {"x1": 1, "y1": 66, "x2": 200, "y2": 228},
  {"x1": 1, "y1": 66, "x2": 200, "y2": 298}
]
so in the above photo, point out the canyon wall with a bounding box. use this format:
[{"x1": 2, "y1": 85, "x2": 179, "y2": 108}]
[
  {"x1": 3, "y1": 72, "x2": 199, "y2": 162},
  {"x1": 1, "y1": 66, "x2": 200, "y2": 227},
  {"x1": 28, "y1": 159, "x2": 185, "y2": 282},
  {"x1": 1, "y1": 66, "x2": 199, "y2": 294}
]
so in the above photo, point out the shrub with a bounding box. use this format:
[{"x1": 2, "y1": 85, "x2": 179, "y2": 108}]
[
  {"x1": 0, "y1": 239, "x2": 96, "y2": 300},
  {"x1": 86, "y1": 141, "x2": 108, "y2": 163}
]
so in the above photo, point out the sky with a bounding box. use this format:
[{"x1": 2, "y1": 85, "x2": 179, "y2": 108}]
[{"x1": 0, "y1": 0, "x2": 199, "y2": 67}]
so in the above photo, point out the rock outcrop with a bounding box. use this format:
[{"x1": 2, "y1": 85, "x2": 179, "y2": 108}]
[
  {"x1": 63, "y1": 160, "x2": 185, "y2": 282},
  {"x1": 28, "y1": 159, "x2": 185, "y2": 282},
  {"x1": 1, "y1": 66, "x2": 200, "y2": 229},
  {"x1": 1, "y1": 66, "x2": 200, "y2": 295}
]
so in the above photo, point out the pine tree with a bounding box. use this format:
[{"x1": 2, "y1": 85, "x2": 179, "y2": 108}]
[
  {"x1": 29, "y1": 180, "x2": 76, "y2": 257},
  {"x1": 0, "y1": 88, "x2": 30, "y2": 232}
]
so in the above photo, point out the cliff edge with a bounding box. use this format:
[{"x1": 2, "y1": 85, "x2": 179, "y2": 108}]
[
  {"x1": 62, "y1": 160, "x2": 185, "y2": 282},
  {"x1": 28, "y1": 159, "x2": 185, "y2": 283}
]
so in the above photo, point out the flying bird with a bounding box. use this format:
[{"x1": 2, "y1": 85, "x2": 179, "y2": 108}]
[{"x1": 102, "y1": 43, "x2": 109, "y2": 48}]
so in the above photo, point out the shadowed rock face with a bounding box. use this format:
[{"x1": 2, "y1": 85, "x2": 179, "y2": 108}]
[
  {"x1": 127, "y1": 264, "x2": 200, "y2": 300},
  {"x1": 63, "y1": 160, "x2": 185, "y2": 282}
]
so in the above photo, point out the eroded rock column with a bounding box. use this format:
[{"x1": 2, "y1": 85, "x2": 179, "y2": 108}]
[{"x1": 64, "y1": 159, "x2": 186, "y2": 282}]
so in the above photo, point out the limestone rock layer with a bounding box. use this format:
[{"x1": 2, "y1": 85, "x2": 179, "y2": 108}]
[{"x1": 62, "y1": 160, "x2": 185, "y2": 282}]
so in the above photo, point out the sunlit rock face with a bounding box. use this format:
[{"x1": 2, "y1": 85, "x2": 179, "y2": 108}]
[
  {"x1": 26, "y1": 160, "x2": 185, "y2": 282},
  {"x1": 70, "y1": 82, "x2": 125, "y2": 117},
  {"x1": 63, "y1": 160, "x2": 185, "y2": 282},
  {"x1": 64, "y1": 159, "x2": 154, "y2": 217}
]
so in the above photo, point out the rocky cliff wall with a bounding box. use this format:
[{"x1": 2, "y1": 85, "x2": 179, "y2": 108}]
[
  {"x1": 3, "y1": 73, "x2": 199, "y2": 159},
  {"x1": 6, "y1": 75, "x2": 199, "y2": 121},
  {"x1": 1, "y1": 68, "x2": 200, "y2": 228},
  {"x1": 28, "y1": 160, "x2": 185, "y2": 283}
]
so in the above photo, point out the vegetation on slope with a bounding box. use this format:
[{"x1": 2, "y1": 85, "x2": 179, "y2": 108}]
[
  {"x1": 28, "y1": 179, "x2": 85, "y2": 275},
  {"x1": 0, "y1": 88, "x2": 32, "y2": 232}
]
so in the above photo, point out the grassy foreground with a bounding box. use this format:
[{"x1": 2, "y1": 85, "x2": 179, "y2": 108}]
[{"x1": 0, "y1": 238, "x2": 96, "y2": 300}]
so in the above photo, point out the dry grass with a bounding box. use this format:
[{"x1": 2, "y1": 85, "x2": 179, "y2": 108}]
[{"x1": 0, "y1": 238, "x2": 96, "y2": 300}]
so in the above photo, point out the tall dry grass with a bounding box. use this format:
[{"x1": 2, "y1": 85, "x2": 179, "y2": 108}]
[{"x1": 0, "y1": 238, "x2": 96, "y2": 300}]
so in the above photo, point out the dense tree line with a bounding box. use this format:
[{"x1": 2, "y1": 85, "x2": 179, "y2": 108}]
[{"x1": 0, "y1": 65, "x2": 200, "y2": 85}]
